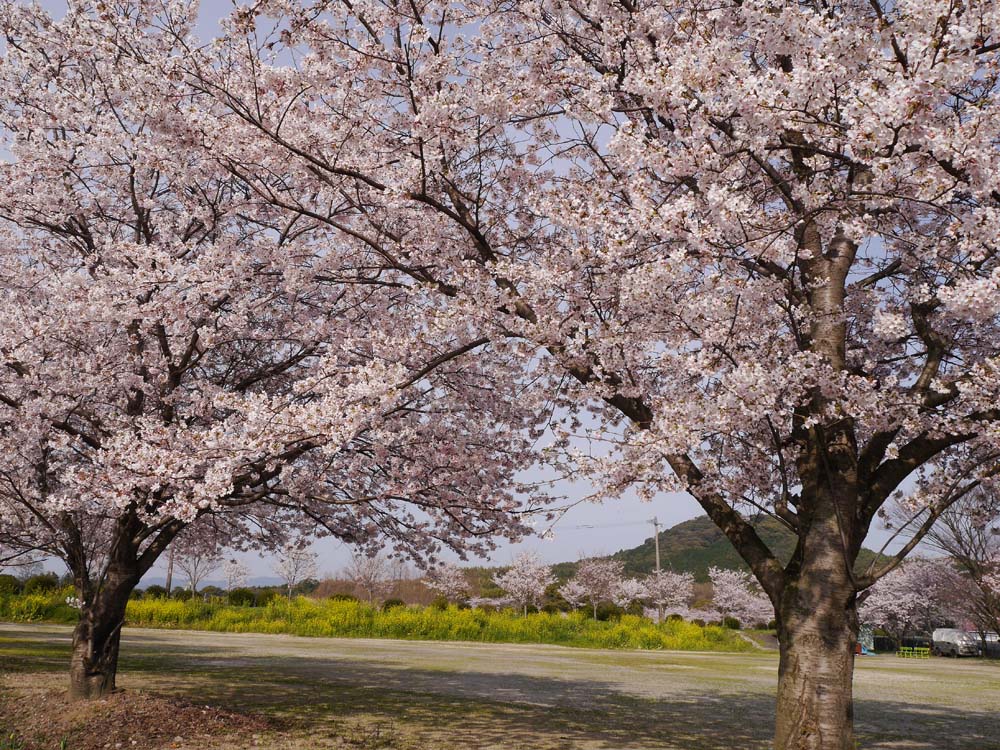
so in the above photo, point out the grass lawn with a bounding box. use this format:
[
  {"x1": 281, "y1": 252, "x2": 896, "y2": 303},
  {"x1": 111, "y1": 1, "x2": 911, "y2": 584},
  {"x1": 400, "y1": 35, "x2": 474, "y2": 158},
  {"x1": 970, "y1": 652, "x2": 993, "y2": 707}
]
[{"x1": 3, "y1": 623, "x2": 1000, "y2": 749}]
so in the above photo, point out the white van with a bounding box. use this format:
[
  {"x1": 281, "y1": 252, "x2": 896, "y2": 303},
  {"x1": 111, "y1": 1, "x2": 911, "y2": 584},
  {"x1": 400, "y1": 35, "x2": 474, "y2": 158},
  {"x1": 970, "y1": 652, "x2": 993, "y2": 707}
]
[{"x1": 932, "y1": 628, "x2": 981, "y2": 657}]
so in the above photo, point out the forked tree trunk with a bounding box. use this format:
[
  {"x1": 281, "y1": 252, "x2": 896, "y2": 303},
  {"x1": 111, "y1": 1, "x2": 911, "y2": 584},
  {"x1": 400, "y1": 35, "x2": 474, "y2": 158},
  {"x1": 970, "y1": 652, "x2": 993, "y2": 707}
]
[
  {"x1": 773, "y1": 509, "x2": 859, "y2": 750},
  {"x1": 69, "y1": 572, "x2": 136, "y2": 700}
]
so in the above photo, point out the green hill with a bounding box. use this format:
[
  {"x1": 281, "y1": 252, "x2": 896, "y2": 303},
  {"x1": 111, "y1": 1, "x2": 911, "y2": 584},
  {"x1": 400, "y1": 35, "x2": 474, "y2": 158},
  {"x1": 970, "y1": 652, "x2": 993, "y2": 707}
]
[
  {"x1": 607, "y1": 515, "x2": 885, "y2": 582},
  {"x1": 465, "y1": 515, "x2": 886, "y2": 590}
]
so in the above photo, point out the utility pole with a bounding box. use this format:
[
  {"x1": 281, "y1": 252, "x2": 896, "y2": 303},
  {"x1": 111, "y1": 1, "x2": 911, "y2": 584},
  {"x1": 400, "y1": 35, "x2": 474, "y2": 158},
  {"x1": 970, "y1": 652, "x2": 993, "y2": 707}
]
[
  {"x1": 165, "y1": 544, "x2": 175, "y2": 595},
  {"x1": 650, "y1": 516, "x2": 662, "y2": 623},
  {"x1": 651, "y1": 517, "x2": 661, "y2": 573}
]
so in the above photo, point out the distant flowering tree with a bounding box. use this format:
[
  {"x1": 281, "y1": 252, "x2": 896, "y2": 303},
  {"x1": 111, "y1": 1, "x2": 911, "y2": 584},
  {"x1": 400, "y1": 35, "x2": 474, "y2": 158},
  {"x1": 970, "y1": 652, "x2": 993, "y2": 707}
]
[
  {"x1": 561, "y1": 560, "x2": 625, "y2": 619},
  {"x1": 273, "y1": 546, "x2": 319, "y2": 600},
  {"x1": 612, "y1": 578, "x2": 648, "y2": 610},
  {"x1": 982, "y1": 566, "x2": 1000, "y2": 632},
  {"x1": 558, "y1": 580, "x2": 589, "y2": 611},
  {"x1": 223, "y1": 559, "x2": 250, "y2": 593},
  {"x1": 919, "y1": 490, "x2": 1000, "y2": 638},
  {"x1": 175, "y1": 549, "x2": 222, "y2": 596},
  {"x1": 170, "y1": 526, "x2": 224, "y2": 595},
  {"x1": 709, "y1": 568, "x2": 773, "y2": 628},
  {"x1": 468, "y1": 596, "x2": 512, "y2": 610},
  {"x1": 984, "y1": 567, "x2": 1000, "y2": 597},
  {"x1": 425, "y1": 563, "x2": 470, "y2": 603},
  {"x1": 858, "y1": 559, "x2": 965, "y2": 641},
  {"x1": 346, "y1": 552, "x2": 391, "y2": 604},
  {"x1": 493, "y1": 552, "x2": 555, "y2": 616},
  {"x1": 644, "y1": 571, "x2": 694, "y2": 622}
]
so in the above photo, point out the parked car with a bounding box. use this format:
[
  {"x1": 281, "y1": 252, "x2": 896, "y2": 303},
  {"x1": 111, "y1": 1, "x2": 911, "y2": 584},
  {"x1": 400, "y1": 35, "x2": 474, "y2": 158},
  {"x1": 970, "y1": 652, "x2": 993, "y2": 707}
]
[
  {"x1": 968, "y1": 631, "x2": 1000, "y2": 658},
  {"x1": 932, "y1": 628, "x2": 981, "y2": 657}
]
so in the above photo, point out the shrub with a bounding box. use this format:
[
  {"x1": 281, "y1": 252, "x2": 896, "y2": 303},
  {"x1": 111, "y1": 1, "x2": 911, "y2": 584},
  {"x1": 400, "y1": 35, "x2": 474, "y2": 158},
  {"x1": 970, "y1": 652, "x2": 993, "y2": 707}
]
[
  {"x1": 0, "y1": 574, "x2": 21, "y2": 595},
  {"x1": 382, "y1": 598, "x2": 405, "y2": 611},
  {"x1": 430, "y1": 596, "x2": 449, "y2": 611},
  {"x1": 595, "y1": 603, "x2": 624, "y2": 621},
  {"x1": 228, "y1": 588, "x2": 256, "y2": 606},
  {"x1": 722, "y1": 616, "x2": 741, "y2": 630},
  {"x1": 667, "y1": 613, "x2": 684, "y2": 621},
  {"x1": 328, "y1": 593, "x2": 358, "y2": 602},
  {"x1": 143, "y1": 585, "x2": 168, "y2": 599},
  {"x1": 23, "y1": 573, "x2": 59, "y2": 594},
  {"x1": 172, "y1": 589, "x2": 192, "y2": 601},
  {"x1": 295, "y1": 578, "x2": 320, "y2": 595},
  {"x1": 692, "y1": 618, "x2": 706, "y2": 627},
  {"x1": 129, "y1": 589, "x2": 144, "y2": 600},
  {"x1": 255, "y1": 590, "x2": 282, "y2": 606}
]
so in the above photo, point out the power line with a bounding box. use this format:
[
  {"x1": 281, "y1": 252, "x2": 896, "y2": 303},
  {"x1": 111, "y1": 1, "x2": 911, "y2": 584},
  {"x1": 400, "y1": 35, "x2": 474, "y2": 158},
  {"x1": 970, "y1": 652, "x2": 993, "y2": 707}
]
[{"x1": 546, "y1": 520, "x2": 657, "y2": 532}]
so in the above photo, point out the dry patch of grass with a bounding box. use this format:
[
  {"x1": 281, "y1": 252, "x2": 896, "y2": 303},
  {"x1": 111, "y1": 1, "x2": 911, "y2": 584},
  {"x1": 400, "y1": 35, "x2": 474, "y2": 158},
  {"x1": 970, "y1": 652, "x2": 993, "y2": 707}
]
[{"x1": 0, "y1": 673, "x2": 271, "y2": 750}]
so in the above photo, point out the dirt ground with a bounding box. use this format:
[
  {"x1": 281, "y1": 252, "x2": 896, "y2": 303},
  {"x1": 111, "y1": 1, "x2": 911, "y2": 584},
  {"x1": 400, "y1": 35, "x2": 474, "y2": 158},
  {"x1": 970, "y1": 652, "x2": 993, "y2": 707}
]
[{"x1": 2, "y1": 623, "x2": 999, "y2": 749}]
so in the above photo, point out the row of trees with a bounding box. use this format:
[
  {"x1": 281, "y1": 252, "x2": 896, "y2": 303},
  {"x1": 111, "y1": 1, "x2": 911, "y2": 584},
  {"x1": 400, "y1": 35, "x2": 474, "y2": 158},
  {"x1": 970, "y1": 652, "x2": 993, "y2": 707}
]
[
  {"x1": 860, "y1": 557, "x2": 1000, "y2": 644},
  {"x1": 1, "y1": 2, "x2": 1000, "y2": 747},
  {"x1": 428, "y1": 554, "x2": 773, "y2": 626},
  {"x1": 150, "y1": 546, "x2": 396, "y2": 602}
]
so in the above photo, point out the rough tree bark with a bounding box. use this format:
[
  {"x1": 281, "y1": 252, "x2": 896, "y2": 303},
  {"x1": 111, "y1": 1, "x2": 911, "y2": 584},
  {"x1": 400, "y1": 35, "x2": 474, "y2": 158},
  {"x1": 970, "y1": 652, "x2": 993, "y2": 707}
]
[
  {"x1": 773, "y1": 474, "x2": 860, "y2": 750},
  {"x1": 69, "y1": 567, "x2": 138, "y2": 700},
  {"x1": 766, "y1": 227, "x2": 862, "y2": 750},
  {"x1": 775, "y1": 588, "x2": 858, "y2": 750},
  {"x1": 63, "y1": 512, "x2": 184, "y2": 700}
]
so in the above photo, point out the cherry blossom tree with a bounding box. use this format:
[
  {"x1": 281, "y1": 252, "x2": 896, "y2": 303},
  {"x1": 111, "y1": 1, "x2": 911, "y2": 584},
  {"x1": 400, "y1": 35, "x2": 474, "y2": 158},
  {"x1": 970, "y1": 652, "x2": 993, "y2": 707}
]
[
  {"x1": 709, "y1": 568, "x2": 773, "y2": 629},
  {"x1": 274, "y1": 545, "x2": 319, "y2": 600},
  {"x1": 345, "y1": 551, "x2": 392, "y2": 604},
  {"x1": 561, "y1": 559, "x2": 624, "y2": 619},
  {"x1": 425, "y1": 563, "x2": 470, "y2": 603},
  {"x1": 493, "y1": 552, "x2": 555, "y2": 616},
  {"x1": 222, "y1": 558, "x2": 250, "y2": 593},
  {"x1": 612, "y1": 578, "x2": 647, "y2": 610},
  {"x1": 858, "y1": 558, "x2": 965, "y2": 642},
  {"x1": 919, "y1": 490, "x2": 1000, "y2": 638},
  {"x1": 644, "y1": 571, "x2": 694, "y2": 622},
  {"x1": 983, "y1": 568, "x2": 1000, "y2": 604},
  {"x1": 0, "y1": 1, "x2": 554, "y2": 700},
  {"x1": 558, "y1": 579, "x2": 588, "y2": 611},
  {"x1": 174, "y1": 548, "x2": 222, "y2": 596}
]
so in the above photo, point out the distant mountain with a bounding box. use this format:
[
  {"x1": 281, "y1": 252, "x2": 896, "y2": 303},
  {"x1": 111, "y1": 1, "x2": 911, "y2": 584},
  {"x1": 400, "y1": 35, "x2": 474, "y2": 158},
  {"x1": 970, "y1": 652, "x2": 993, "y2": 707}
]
[{"x1": 603, "y1": 515, "x2": 885, "y2": 582}]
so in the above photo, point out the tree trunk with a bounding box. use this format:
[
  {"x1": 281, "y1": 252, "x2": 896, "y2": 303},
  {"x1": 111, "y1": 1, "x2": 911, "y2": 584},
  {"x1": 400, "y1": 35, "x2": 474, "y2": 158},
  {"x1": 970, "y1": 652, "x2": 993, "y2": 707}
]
[
  {"x1": 774, "y1": 563, "x2": 858, "y2": 749},
  {"x1": 69, "y1": 574, "x2": 135, "y2": 700}
]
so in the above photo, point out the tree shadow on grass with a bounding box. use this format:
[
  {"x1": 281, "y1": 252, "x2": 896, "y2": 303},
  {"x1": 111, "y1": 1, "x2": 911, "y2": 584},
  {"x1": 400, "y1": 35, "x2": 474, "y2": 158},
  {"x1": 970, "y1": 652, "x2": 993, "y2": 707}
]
[
  {"x1": 3, "y1": 625, "x2": 999, "y2": 750},
  {"x1": 135, "y1": 650, "x2": 1000, "y2": 749}
]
